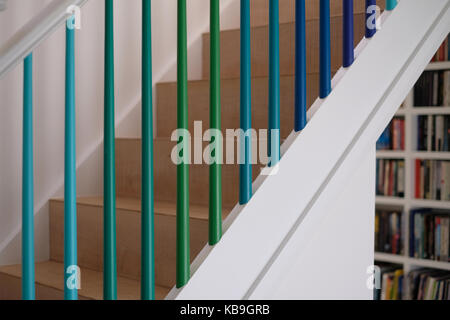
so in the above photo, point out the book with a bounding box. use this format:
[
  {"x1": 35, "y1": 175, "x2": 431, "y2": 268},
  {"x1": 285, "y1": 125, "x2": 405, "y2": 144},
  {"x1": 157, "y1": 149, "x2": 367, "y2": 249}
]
[
  {"x1": 409, "y1": 208, "x2": 450, "y2": 262},
  {"x1": 415, "y1": 160, "x2": 450, "y2": 200}
]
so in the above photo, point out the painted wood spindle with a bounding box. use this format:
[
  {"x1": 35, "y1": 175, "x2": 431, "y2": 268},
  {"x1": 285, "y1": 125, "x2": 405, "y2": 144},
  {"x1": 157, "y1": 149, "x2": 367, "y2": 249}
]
[
  {"x1": 209, "y1": 0, "x2": 222, "y2": 245},
  {"x1": 141, "y1": 0, "x2": 155, "y2": 300},
  {"x1": 239, "y1": 0, "x2": 252, "y2": 204},
  {"x1": 295, "y1": 0, "x2": 307, "y2": 132},
  {"x1": 22, "y1": 53, "x2": 35, "y2": 301},
  {"x1": 365, "y1": 0, "x2": 377, "y2": 38},
  {"x1": 268, "y1": 0, "x2": 280, "y2": 167},
  {"x1": 64, "y1": 16, "x2": 78, "y2": 301},
  {"x1": 320, "y1": 0, "x2": 331, "y2": 98},
  {"x1": 386, "y1": 0, "x2": 397, "y2": 11},
  {"x1": 343, "y1": 0, "x2": 354, "y2": 68},
  {"x1": 177, "y1": 0, "x2": 190, "y2": 288},
  {"x1": 104, "y1": 0, "x2": 117, "y2": 300}
]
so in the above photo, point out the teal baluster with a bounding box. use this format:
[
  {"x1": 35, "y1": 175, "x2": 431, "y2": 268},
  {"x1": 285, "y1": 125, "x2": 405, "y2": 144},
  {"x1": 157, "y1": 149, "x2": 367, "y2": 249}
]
[
  {"x1": 268, "y1": 0, "x2": 280, "y2": 167},
  {"x1": 386, "y1": 0, "x2": 397, "y2": 11},
  {"x1": 141, "y1": 0, "x2": 155, "y2": 300},
  {"x1": 64, "y1": 16, "x2": 78, "y2": 301},
  {"x1": 177, "y1": 0, "x2": 190, "y2": 289},
  {"x1": 22, "y1": 53, "x2": 35, "y2": 301},
  {"x1": 104, "y1": 0, "x2": 117, "y2": 300},
  {"x1": 240, "y1": 0, "x2": 252, "y2": 204}
]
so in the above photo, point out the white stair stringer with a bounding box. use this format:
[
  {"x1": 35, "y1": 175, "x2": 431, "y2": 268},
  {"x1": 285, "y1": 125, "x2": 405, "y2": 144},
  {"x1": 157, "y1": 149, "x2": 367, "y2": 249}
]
[{"x1": 167, "y1": 0, "x2": 450, "y2": 300}]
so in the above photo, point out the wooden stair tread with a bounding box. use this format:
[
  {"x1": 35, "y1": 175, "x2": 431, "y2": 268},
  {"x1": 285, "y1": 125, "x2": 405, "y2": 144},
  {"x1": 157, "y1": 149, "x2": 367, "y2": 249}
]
[
  {"x1": 0, "y1": 261, "x2": 170, "y2": 300},
  {"x1": 51, "y1": 197, "x2": 232, "y2": 221}
]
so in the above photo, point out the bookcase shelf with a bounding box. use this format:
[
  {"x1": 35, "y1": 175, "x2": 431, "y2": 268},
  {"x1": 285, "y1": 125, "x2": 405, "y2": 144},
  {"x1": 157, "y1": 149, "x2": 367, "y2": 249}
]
[
  {"x1": 376, "y1": 151, "x2": 406, "y2": 159},
  {"x1": 425, "y1": 61, "x2": 450, "y2": 71},
  {"x1": 410, "y1": 106, "x2": 450, "y2": 115},
  {"x1": 375, "y1": 60, "x2": 450, "y2": 285},
  {"x1": 375, "y1": 253, "x2": 450, "y2": 271}
]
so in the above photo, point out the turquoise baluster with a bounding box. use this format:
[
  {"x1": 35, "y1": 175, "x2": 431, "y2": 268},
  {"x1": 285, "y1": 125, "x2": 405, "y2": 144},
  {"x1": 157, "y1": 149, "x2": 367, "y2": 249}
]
[
  {"x1": 268, "y1": 0, "x2": 280, "y2": 167},
  {"x1": 64, "y1": 15, "x2": 78, "y2": 301},
  {"x1": 22, "y1": 53, "x2": 35, "y2": 301}
]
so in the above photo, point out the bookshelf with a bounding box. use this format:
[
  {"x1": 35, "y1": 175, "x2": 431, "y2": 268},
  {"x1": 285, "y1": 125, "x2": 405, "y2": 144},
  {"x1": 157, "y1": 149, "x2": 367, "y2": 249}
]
[{"x1": 375, "y1": 61, "x2": 450, "y2": 276}]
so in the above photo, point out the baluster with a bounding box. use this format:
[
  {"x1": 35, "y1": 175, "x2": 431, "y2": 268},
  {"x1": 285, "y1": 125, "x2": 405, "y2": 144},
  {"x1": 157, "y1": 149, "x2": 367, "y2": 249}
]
[
  {"x1": 104, "y1": 0, "x2": 117, "y2": 300},
  {"x1": 386, "y1": 0, "x2": 397, "y2": 11},
  {"x1": 295, "y1": 0, "x2": 307, "y2": 132},
  {"x1": 343, "y1": 0, "x2": 354, "y2": 68},
  {"x1": 209, "y1": 0, "x2": 222, "y2": 245},
  {"x1": 239, "y1": 0, "x2": 252, "y2": 204},
  {"x1": 177, "y1": 0, "x2": 190, "y2": 288},
  {"x1": 22, "y1": 53, "x2": 35, "y2": 301},
  {"x1": 64, "y1": 15, "x2": 77, "y2": 301},
  {"x1": 268, "y1": 0, "x2": 280, "y2": 167},
  {"x1": 141, "y1": 0, "x2": 155, "y2": 300},
  {"x1": 365, "y1": 0, "x2": 377, "y2": 38},
  {"x1": 320, "y1": 0, "x2": 331, "y2": 98}
]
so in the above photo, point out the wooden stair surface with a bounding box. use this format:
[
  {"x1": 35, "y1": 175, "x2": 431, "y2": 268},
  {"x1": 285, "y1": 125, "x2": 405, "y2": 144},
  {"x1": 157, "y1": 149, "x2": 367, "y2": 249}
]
[
  {"x1": 49, "y1": 197, "x2": 231, "y2": 289},
  {"x1": 249, "y1": 0, "x2": 379, "y2": 27},
  {"x1": 202, "y1": 13, "x2": 366, "y2": 79},
  {"x1": 0, "y1": 261, "x2": 170, "y2": 300}
]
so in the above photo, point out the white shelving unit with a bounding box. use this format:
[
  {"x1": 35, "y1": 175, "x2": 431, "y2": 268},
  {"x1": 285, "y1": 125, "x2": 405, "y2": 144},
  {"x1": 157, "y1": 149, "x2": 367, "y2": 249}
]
[{"x1": 375, "y1": 61, "x2": 450, "y2": 274}]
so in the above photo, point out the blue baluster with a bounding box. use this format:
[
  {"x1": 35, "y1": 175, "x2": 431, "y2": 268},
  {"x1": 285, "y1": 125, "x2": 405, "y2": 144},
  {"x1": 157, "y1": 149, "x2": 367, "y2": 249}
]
[
  {"x1": 295, "y1": 0, "x2": 307, "y2": 132},
  {"x1": 365, "y1": 0, "x2": 377, "y2": 38},
  {"x1": 343, "y1": 0, "x2": 354, "y2": 68},
  {"x1": 320, "y1": 0, "x2": 331, "y2": 98}
]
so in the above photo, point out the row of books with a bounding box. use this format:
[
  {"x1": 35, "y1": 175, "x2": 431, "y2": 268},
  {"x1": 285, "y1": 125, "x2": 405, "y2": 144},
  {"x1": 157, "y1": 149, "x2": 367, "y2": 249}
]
[
  {"x1": 410, "y1": 208, "x2": 450, "y2": 262},
  {"x1": 407, "y1": 268, "x2": 450, "y2": 300},
  {"x1": 375, "y1": 264, "x2": 404, "y2": 300},
  {"x1": 376, "y1": 117, "x2": 405, "y2": 151},
  {"x1": 414, "y1": 160, "x2": 450, "y2": 201},
  {"x1": 376, "y1": 159, "x2": 405, "y2": 198},
  {"x1": 375, "y1": 210, "x2": 402, "y2": 255},
  {"x1": 431, "y1": 35, "x2": 450, "y2": 62},
  {"x1": 375, "y1": 265, "x2": 450, "y2": 300},
  {"x1": 413, "y1": 70, "x2": 450, "y2": 107},
  {"x1": 417, "y1": 115, "x2": 450, "y2": 152}
]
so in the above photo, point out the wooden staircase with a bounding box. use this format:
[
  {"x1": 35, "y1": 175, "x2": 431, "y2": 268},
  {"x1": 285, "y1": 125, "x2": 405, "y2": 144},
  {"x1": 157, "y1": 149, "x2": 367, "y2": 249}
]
[{"x1": 0, "y1": 0, "x2": 379, "y2": 300}]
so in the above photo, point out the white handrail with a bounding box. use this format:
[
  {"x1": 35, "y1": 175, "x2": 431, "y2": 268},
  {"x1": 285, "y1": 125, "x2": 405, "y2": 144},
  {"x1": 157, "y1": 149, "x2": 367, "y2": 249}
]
[{"x1": 0, "y1": 0, "x2": 88, "y2": 79}]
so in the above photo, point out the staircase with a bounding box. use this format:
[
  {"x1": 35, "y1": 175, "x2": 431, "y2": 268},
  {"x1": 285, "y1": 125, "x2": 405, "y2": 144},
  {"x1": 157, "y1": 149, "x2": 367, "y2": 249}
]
[
  {"x1": 0, "y1": 1, "x2": 372, "y2": 300},
  {"x1": 1, "y1": 0, "x2": 449, "y2": 300}
]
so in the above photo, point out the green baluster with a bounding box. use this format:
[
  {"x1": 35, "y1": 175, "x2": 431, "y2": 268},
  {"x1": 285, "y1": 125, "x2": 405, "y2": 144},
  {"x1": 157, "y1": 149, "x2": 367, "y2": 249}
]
[
  {"x1": 141, "y1": 0, "x2": 155, "y2": 300},
  {"x1": 209, "y1": 0, "x2": 222, "y2": 246},
  {"x1": 104, "y1": 0, "x2": 117, "y2": 300},
  {"x1": 177, "y1": 0, "x2": 190, "y2": 288}
]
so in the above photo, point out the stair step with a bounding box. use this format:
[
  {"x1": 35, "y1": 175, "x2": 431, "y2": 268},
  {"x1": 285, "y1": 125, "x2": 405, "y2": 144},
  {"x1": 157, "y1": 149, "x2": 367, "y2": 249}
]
[
  {"x1": 250, "y1": 0, "x2": 380, "y2": 27},
  {"x1": 49, "y1": 197, "x2": 231, "y2": 288},
  {"x1": 156, "y1": 73, "x2": 335, "y2": 139},
  {"x1": 116, "y1": 138, "x2": 263, "y2": 207},
  {"x1": 0, "y1": 261, "x2": 170, "y2": 300},
  {"x1": 202, "y1": 13, "x2": 366, "y2": 79}
]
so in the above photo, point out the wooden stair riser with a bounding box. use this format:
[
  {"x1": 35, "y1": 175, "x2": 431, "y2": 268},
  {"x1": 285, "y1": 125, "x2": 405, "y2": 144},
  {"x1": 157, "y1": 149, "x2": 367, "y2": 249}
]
[
  {"x1": 49, "y1": 200, "x2": 211, "y2": 289},
  {"x1": 249, "y1": 0, "x2": 383, "y2": 27},
  {"x1": 202, "y1": 13, "x2": 365, "y2": 79},
  {"x1": 116, "y1": 138, "x2": 263, "y2": 207},
  {"x1": 156, "y1": 73, "x2": 334, "y2": 139}
]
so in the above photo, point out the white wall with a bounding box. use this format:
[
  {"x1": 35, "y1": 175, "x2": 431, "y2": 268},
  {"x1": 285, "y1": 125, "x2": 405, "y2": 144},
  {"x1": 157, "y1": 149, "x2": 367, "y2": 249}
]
[{"x1": 0, "y1": 0, "x2": 241, "y2": 265}]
